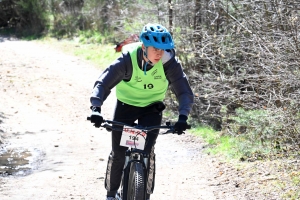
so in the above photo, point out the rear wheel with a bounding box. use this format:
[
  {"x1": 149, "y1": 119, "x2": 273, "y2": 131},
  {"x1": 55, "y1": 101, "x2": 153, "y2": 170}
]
[{"x1": 127, "y1": 162, "x2": 145, "y2": 200}]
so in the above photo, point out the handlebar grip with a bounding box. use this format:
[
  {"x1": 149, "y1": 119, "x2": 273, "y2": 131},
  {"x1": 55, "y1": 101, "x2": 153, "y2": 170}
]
[{"x1": 87, "y1": 116, "x2": 91, "y2": 121}]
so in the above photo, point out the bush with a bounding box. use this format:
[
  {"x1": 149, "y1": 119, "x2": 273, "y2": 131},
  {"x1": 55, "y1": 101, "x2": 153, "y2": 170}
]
[
  {"x1": 0, "y1": 0, "x2": 49, "y2": 36},
  {"x1": 223, "y1": 107, "x2": 300, "y2": 158}
]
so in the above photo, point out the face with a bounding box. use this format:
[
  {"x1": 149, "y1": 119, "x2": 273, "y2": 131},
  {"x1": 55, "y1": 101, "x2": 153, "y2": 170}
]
[{"x1": 142, "y1": 44, "x2": 164, "y2": 64}]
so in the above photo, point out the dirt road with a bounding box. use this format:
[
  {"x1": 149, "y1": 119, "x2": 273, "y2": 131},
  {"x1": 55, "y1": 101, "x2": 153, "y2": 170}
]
[{"x1": 0, "y1": 37, "x2": 281, "y2": 200}]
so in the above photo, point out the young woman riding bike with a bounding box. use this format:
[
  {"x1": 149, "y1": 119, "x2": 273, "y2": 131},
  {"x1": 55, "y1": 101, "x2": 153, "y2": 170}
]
[{"x1": 88, "y1": 23, "x2": 194, "y2": 200}]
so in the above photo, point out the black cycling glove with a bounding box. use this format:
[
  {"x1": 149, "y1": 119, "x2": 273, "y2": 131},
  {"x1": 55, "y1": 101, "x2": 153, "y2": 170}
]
[
  {"x1": 174, "y1": 115, "x2": 188, "y2": 135},
  {"x1": 90, "y1": 106, "x2": 103, "y2": 128}
]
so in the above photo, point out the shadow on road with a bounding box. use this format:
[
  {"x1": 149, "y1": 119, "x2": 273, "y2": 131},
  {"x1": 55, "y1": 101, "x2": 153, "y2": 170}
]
[{"x1": 0, "y1": 36, "x2": 19, "y2": 43}]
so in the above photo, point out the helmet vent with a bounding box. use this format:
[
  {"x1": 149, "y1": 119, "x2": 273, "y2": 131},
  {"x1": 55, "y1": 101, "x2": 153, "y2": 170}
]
[
  {"x1": 140, "y1": 23, "x2": 174, "y2": 49},
  {"x1": 158, "y1": 27, "x2": 164, "y2": 32}
]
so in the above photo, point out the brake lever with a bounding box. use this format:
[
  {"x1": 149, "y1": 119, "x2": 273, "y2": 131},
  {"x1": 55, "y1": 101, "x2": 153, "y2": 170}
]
[{"x1": 102, "y1": 123, "x2": 112, "y2": 132}]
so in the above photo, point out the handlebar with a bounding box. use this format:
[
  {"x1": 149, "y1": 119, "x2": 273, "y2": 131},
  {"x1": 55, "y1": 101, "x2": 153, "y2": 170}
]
[{"x1": 87, "y1": 117, "x2": 191, "y2": 134}]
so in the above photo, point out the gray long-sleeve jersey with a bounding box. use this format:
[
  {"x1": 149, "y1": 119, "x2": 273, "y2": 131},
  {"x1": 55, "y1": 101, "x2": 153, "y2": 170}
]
[{"x1": 90, "y1": 47, "x2": 194, "y2": 117}]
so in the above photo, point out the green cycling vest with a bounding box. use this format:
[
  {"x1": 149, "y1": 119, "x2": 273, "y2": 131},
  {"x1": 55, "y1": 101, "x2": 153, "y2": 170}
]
[{"x1": 116, "y1": 43, "x2": 168, "y2": 107}]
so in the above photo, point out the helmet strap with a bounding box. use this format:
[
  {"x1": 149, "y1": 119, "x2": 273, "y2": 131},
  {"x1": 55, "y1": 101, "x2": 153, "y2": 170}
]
[{"x1": 142, "y1": 47, "x2": 152, "y2": 75}]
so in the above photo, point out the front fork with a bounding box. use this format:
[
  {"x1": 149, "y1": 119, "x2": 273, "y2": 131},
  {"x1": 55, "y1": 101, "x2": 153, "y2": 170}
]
[{"x1": 119, "y1": 149, "x2": 149, "y2": 200}]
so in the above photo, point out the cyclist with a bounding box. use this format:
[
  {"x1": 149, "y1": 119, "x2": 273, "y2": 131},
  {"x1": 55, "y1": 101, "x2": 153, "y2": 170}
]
[{"x1": 89, "y1": 23, "x2": 194, "y2": 200}]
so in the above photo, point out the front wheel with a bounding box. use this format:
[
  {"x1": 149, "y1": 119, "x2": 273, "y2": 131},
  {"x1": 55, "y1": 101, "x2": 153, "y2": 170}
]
[{"x1": 127, "y1": 162, "x2": 145, "y2": 200}]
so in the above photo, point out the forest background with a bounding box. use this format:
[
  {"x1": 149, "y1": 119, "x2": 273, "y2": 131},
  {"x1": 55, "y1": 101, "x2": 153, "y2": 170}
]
[{"x1": 0, "y1": 0, "x2": 299, "y2": 194}]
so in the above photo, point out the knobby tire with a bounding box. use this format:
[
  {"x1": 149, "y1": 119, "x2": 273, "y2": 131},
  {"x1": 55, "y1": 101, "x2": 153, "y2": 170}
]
[{"x1": 127, "y1": 162, "x2": 145, "y2": 200}]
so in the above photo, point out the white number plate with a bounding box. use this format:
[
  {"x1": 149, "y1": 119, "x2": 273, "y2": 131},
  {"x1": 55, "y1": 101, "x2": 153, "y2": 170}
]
[{"x1": 120, "y1": 126, "x2": 147, "y2": 150}]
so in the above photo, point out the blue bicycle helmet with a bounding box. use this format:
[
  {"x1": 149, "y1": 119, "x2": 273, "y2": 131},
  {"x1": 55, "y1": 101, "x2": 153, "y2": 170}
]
[{"x1": 140, "y1": 23, "x2": 174, "y2": 50}]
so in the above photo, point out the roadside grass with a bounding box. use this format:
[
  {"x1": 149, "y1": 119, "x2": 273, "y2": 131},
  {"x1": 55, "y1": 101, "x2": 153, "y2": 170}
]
[
  {"x1": 164, "y1": 109, "x2": 270, "y2": 160},
  {"x1": 37, "y1": 35, "x2": 120, "y2": 69},
  {"x1": 189, "y1": 126, "x2": 243, "y2": 159}
]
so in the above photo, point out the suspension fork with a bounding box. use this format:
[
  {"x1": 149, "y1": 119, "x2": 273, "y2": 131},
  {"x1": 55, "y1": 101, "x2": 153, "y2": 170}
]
[
  {"x1": 122, "y1": 150, "x2": 149, "y2": 200},
  {"x1": 143, "y1": 153, "x2": 149, "y2": 199},
  {"x1": 121, "y1": 150, "x2": 131, "y2": 200}
]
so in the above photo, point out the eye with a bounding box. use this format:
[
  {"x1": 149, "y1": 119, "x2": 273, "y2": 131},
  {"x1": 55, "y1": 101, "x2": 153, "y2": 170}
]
[{"x1": 153, "y1": 47, "x2": 162, "y2": 52}]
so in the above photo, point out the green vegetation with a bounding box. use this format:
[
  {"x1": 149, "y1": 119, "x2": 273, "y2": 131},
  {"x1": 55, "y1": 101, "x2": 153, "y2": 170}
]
[
  {"x1": 191, "y1": 106, "x2": 299, "y2": 162},
  {"x1": 38, "y1": 35, "x2": 120, "y2": 69},
  {"x1": 225, "y1": 107, "x2": 299, "y2": 158},
  {"x1": 190, "y1": 126, "x2": 218, "y2": 145},
  {"x1": 72, "y1": 42, "x2": 119, "y2": 68},
  {"x1": 190, "y1": 126, "x2": 244, "y2": 159}
]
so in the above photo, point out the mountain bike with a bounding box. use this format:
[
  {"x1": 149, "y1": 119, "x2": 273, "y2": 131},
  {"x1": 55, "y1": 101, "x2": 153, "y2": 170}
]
[{"x1": 87, "y1": 117, "x2": 191, "y2": 200}]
